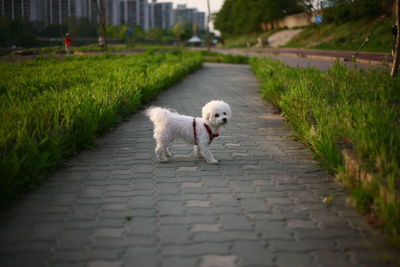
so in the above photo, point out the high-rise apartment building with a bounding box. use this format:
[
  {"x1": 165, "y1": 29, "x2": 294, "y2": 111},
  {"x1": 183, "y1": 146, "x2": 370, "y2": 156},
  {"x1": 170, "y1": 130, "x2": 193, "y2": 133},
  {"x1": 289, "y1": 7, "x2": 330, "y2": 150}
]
[
  {"x1": 0, "y1": 0, "x2": 205, "y2": 32},
  {"x1": 1, "y1": 0, "x2": 149, "y2": 31},
  {"x1": 149, "y1": 0, "x2": 173, "y2": 31},
  {"x1": 174, "y1": 4, "x2": 194, "y2": 24},
  {"x1": 0, "y1": 0, "x2": 97, "y2": 24},
  {"x1": 108, "y1": 0, "x2": 149, "y2": 30},
  {"x1": 1, "y1": 0, "x2": 36, "y2": 21},
  {"x1": 173, "y1": 4, "x2": 205, "y2": 31},
  {"x1": 194, "y1": 11, "x2": 205, "y2": 31}
]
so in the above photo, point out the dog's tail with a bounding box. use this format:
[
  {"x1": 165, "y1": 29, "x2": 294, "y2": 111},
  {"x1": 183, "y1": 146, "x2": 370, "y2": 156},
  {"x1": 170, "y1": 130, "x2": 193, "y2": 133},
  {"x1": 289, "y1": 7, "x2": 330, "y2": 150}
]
[{"x1": 145, "y1": 107, "x2": 174, "y2": 125}]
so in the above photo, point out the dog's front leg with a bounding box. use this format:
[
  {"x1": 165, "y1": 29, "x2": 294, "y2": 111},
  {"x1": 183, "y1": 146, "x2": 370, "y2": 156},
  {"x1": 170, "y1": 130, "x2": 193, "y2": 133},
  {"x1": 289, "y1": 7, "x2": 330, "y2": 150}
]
[
  {"x1": 198, "y1": 143, "x2": 219, "y2": 164},
  {"x1": 194, "y1": 145, "x2": 203, "y2": 159}
]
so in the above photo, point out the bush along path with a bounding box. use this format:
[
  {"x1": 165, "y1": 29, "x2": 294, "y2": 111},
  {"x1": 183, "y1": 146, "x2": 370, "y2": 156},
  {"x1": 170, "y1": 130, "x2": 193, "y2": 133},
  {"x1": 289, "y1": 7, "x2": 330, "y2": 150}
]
[
  {"x1": 251, "y1": 57, "x2": 400, "y2": 248},
  {"x1": 0, "y1": 62, "x2": 399, "y2": 266},
  {"x1": 0, "y1": 52, "x2": 202, "y2": 204}
]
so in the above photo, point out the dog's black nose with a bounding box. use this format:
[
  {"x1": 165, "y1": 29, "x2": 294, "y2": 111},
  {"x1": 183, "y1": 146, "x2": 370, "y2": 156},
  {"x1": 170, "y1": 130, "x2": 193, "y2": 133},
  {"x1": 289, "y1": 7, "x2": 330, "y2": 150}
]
[{"x1": 222, "y1": 118, "x2": 227, "y2": 123}]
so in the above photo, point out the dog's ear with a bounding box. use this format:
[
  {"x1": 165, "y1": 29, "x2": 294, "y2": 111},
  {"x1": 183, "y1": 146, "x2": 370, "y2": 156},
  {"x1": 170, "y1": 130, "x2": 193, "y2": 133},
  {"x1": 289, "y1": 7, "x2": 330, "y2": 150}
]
[
  {"x1": 202, "y1": 110, "x2": 211, "y2": 121},
  {"x1": 202, "y1": 105, "x2": 211, "y2": 121}
]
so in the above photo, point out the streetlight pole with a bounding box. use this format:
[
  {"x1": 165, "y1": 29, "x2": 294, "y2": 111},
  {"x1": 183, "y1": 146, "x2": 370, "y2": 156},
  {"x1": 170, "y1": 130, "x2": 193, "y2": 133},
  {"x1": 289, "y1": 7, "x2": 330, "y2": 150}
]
[{"x1": 206, "y1": 0, "x2": 211, "y2": 51}]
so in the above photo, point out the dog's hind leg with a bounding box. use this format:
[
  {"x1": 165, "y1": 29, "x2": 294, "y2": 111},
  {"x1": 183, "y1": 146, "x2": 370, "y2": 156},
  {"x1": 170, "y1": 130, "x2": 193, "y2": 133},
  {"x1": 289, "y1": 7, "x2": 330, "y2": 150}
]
[
  {"x1": 165, "y1": 147, "x2": 172, "y2": 158},
  {"x1": 154, "y1": 134, "x2": 173, "y2": 162},
  {"x1": 155, "y1": 144, "x2": 168, "y2": 162}
]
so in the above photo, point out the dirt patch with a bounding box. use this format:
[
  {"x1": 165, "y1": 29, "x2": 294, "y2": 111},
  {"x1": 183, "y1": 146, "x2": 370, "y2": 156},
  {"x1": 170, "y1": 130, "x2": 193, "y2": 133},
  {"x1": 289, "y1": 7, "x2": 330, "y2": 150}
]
[{"x1": 267, "y1": 29, "x2": 303, "y2": 47}]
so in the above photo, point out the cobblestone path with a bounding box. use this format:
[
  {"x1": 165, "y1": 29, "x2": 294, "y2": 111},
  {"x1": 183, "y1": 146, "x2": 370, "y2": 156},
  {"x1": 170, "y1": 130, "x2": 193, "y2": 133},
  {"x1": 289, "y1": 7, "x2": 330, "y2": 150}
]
[{"x1": 1, "y1": 63, "x2": 399, "y2": 267}]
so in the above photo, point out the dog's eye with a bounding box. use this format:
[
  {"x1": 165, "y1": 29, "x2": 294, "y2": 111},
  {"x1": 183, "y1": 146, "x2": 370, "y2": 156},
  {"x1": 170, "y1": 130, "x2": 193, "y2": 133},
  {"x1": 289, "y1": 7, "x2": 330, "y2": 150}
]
[
  {"x1": 223, "y1": 112, "x2": 226, "y2": 115},
  {"x1": 215, "y1": 114, "x2": 219, "y2": 118}
]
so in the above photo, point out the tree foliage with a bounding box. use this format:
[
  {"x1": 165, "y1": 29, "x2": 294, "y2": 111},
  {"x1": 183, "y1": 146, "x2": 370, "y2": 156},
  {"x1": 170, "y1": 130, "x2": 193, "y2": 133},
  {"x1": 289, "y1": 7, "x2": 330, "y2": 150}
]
[
  {"x1": 214, "y1": 0, "x2": 305, "y2": 35},
  {"x1": 0, "y1": 17, "x2": 41, "y2": 46},
  {"x1": 65, "y1": 17, "x2": 97, "y2": 38},
  {"x1": 146, "y1": 28, "x2": 164, "y2": 42},
  {"x1": 171, "y1": 21, "x2": 185, "y2": 42},
  {"x1": 171, "y1": 21, "x2": 193, "y2": 42},
  {"x1": 323, "y1": 0, "x2": 394, "y2": 23},
  {"x1": 106, "y1": 24, "x2": 129, "y2": 40}
]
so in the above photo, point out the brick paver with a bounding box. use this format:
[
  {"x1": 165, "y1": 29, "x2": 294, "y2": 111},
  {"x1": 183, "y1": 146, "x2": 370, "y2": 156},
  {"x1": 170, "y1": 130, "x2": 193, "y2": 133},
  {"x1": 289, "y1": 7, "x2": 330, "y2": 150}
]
[{"x1": 1, "y1": 63, "x2": 399, "y2": 267}]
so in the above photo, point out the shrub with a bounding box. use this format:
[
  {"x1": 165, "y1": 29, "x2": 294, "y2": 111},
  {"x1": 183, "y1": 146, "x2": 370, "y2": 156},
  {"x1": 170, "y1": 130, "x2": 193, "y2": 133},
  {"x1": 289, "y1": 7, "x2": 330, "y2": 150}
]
[
  {"x1": 201, "y1": 50, "x2": 249, "y2": 64},
  {"x1": 323, "y1": 0, "x2": 394, "y2": 24}
]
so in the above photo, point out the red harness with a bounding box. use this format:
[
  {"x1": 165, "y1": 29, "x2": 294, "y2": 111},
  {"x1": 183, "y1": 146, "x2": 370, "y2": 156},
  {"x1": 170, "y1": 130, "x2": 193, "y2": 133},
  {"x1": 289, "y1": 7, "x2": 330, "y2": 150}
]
[{"x1": 193, "y1": 118, "x2": 219, "y2": 145}]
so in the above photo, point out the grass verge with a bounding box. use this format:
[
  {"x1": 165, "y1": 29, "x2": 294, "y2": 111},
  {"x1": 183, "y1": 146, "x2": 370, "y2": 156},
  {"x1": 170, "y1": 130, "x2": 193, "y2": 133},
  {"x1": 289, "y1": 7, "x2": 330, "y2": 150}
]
[
  {"x1": 6, "y1": 43, "x2": 180, "y2": 56},
  {"x1": 0, "y1": 51, "x2": 202, "y2": 205},
  {"x1": 219, "y1": 30, "x2": 280, "y2": 48},
  {"x1": 284, "y1": 17, "x2": 394, "y2": 53},
  {"x1": 200, "y1": 50, "x2": 249, "y2": 64},
  {"x1": 250, "y1": 57, "x2": 400, "y2": 247}
]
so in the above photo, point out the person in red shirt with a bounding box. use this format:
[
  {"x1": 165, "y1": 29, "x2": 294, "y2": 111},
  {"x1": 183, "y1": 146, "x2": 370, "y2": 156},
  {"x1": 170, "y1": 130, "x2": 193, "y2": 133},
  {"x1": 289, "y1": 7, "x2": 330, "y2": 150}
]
[{"x1": 64, "y1": 33, "x2": 72, "y2": 54}]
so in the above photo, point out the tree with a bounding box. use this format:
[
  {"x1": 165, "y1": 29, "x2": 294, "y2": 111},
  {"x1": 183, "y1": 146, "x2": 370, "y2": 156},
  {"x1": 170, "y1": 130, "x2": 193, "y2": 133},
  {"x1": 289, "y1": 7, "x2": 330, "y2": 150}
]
[
  {"x1": 0, "y1": 18, "x2": 41, "y2": 46},
  {"x1": 146, "y1": 29, "x2": 164, "y2": 42},
  {"x1": 65, "y1": 17, "x2": 97, "y2": 38},
  {"x1": 323, "y1": 0, "x2": 395, "y2": 23},
  {"x1": 93, "y1": 0, "x2": 108, "y2": 50},
  {"x1": 391, "y1": 0, "x2": 400, "y2": 77},
  {"x1": 106, "y1": 24, "x2": 128, "y2": 40},
  {"x1": 214, "y1": 0, "x2": 305, "y2": 36},
  {"x1": 131, "y1": 26, "x2": 145, "y2": 42},
  {"x1": 171, "y1": 21, "x2": 185, "y2": 44},
  {"x1": 40, "y1": 23, "x2": 68, "y2": 38}
]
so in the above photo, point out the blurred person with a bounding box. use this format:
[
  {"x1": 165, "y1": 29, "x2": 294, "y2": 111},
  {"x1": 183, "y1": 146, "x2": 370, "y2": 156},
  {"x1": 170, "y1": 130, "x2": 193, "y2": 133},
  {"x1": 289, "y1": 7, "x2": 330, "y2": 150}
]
[
  {"x1": 98, "y1": 35, "x2": 105, "y2": 49},
  {"x1": 64, "y1": 33, "x2": 72, "y2": 54}
]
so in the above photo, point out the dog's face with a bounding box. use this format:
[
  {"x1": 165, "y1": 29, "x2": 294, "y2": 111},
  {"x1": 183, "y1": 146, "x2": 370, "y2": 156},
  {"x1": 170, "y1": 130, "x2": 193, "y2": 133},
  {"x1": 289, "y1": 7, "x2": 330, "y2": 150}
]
[{"x1": 202, "y1": 100, "x2": 232, "y2": 127}]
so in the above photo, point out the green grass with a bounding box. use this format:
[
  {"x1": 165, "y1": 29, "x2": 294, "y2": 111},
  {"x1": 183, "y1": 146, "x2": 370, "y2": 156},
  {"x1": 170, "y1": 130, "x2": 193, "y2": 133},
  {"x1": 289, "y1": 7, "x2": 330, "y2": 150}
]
[
  {"x1": 250, "y1": 57, "x2": 400, "y2": 247},
  {"x1": 200, "y1": 50, "x2": 249, "y2": 64},
  {"x1": 7, "y1": 43, "x2": 181, "y2": 56},
  {"x1": 285, "y1": 17, "x2": 394, "y2": 53},
  {"x1": 220, "y1": 30, "x2": 280, "y2": 48},
  {"x1": 0, "y1": 51, "x2": 202, "y2": 204},
  {"x1": 219, "y1": 17, "x2": 394, "y2": 53}
]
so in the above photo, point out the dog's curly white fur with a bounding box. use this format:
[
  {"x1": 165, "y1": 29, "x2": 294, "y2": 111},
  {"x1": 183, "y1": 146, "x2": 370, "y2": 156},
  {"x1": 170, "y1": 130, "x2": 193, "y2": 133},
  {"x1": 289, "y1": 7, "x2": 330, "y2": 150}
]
[{"x1": 146, "y1": 100, "x2": 231, "y2": 164}]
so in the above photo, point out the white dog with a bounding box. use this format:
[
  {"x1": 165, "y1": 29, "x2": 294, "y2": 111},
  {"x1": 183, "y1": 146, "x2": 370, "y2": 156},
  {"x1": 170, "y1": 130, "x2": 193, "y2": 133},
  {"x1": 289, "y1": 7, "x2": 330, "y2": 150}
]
[{"x1": 146, "y1": 100, "x2": 232, "y2": 164}]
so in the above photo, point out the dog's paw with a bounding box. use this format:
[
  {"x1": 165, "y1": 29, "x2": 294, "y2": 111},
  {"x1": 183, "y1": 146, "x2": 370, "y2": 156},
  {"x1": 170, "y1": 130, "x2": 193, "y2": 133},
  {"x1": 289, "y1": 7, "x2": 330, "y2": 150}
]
[
  {"x1": 207, "y1": 159, "x2": 220, "y2": 164},
  {"x1": 156, "y1": 157, "x2": 169, "y2": 163}
]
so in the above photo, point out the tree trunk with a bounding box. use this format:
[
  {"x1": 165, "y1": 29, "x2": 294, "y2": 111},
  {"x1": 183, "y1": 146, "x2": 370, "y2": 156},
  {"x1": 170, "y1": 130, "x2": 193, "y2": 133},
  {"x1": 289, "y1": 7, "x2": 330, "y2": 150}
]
[
  {"x1": 391, "y1": 0, "x2": 400, "y2": 77},
  {"x1": 94, "y1": 0, "x2": 108, "y2": 51}
]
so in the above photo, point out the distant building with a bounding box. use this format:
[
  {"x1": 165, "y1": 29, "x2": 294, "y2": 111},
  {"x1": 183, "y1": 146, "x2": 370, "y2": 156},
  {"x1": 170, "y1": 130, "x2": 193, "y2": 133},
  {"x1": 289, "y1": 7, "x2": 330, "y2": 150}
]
[
  {"x1": 109, "y1": 0, "x2": 149, "y2": 31},
  {"x1": 174, "y1": 4, "x2": 195, "y2": 24},
  {"x1": 320, "y1": 1, "x2": 335, "y2": 9},
  {"x1": 173, "y1": 4, "x2": 205, "y2": 31},
  {"x1": 1, "y1": 0, "x2": 150, "y2": 31},
  {"x1": 149, "y1": 0, "x2": 173, "y2": 31},
  {"x1": 194, "y1": 11, "x2": 205, "y2": 31},
  {"x1": 0, "y1": 0, "x2": 29, "y2": 20},
  {"x1": 0, "y1": 0, "x2": 209, "y2": 32},
  {"x1": 0, "y1": 0, "x2": 97, "y2": 25}
]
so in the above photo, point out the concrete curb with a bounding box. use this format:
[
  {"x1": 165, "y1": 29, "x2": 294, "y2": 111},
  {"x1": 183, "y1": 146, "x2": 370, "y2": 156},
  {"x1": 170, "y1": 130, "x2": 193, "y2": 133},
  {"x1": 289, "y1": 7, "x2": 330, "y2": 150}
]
[
  {"x1": 212, "y1": 48, "x2": 392, "y2": 67},
  {"x1": 248, "y1": 50, "x2": 391, "y2": 67}
]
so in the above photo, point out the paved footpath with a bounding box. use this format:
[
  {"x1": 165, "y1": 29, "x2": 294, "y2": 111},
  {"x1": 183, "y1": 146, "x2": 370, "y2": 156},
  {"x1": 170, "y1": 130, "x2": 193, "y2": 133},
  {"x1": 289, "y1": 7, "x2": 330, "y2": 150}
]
[{"x1": 1, "y1": 63, "x2": 399, "y2": 267}]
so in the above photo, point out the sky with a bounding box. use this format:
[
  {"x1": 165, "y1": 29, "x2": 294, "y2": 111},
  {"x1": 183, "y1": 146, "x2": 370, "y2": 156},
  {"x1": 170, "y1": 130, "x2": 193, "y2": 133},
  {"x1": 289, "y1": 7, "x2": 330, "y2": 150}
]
[{"x1": 168, "y1": 0, "x2": 225, "y2": 15}]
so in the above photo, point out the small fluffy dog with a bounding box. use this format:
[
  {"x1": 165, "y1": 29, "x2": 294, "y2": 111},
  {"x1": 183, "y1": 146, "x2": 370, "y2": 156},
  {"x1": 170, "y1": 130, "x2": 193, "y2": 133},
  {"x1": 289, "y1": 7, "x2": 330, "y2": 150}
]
[{"x1": 146, "y1": 100, "x2": 231, "y2": 164}]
